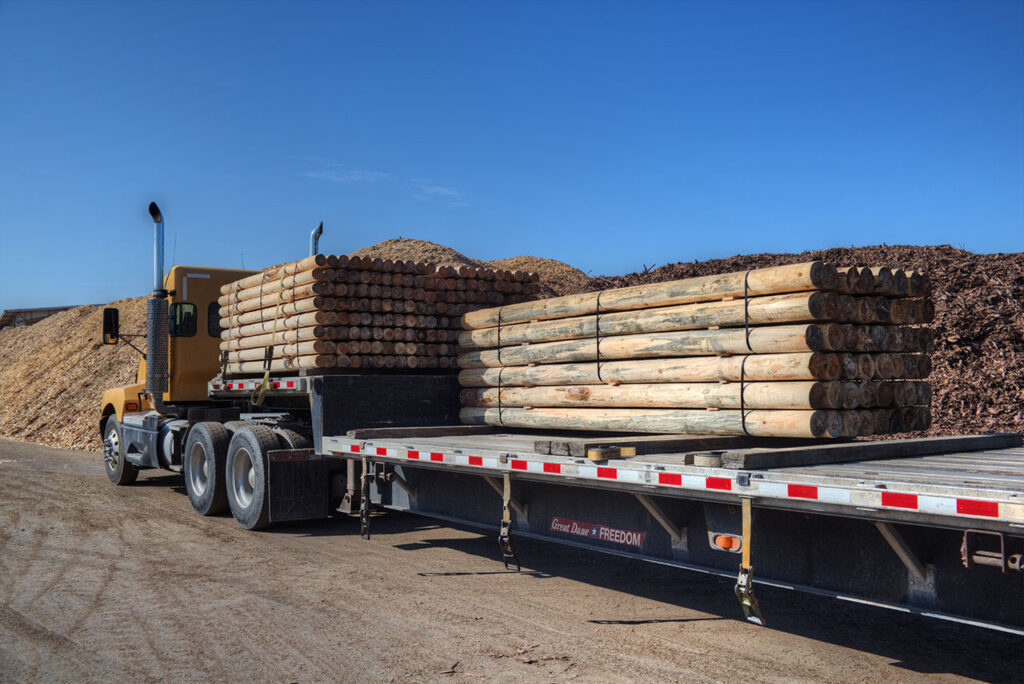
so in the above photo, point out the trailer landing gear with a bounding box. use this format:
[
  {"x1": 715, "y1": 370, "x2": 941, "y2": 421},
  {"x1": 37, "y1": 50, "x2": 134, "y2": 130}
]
[
  {"x1": 734, "y1": 498, "x2": 765, "y2": 626},
  {"x1": 360, "y1": 457, "x2": 372, "y2": 540}
]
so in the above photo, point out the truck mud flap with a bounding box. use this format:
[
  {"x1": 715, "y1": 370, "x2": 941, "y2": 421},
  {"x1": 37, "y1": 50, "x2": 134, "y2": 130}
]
[{"x1": 267, "y1": 449, "x2": 328, "y2": 523}]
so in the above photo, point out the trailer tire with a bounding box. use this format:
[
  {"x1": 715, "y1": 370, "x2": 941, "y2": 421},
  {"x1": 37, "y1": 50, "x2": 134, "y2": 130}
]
[
  {"x1": 103, "y1": 416, "x2": 138, "y2": 486},
  {"x1": 225, "y1": 424, "x2": 277, "y2": 530},
  {"x1": 183, "y1": 422, "x2": 230, "y2": 516}
]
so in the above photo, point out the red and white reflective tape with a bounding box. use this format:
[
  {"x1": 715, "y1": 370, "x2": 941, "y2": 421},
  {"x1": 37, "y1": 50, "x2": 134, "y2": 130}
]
[
  {"x1": 216, "y1": 379, "x2": 298, "y2": 391},
  {"x1": 326, "y1": 439, "x2": 1022, "y2": 524}
]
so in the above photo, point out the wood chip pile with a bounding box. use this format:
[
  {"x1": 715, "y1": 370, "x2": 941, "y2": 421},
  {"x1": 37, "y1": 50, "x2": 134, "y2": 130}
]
[
  {"x1": 219, "y1": 254, "x2": 539, "y2": 375},
  {"x1": 0, "y1": 297, "x2": 147, "y2": 451},
  {"x1": 457, "y1": 261, "x2": 934, "y2": 438}
]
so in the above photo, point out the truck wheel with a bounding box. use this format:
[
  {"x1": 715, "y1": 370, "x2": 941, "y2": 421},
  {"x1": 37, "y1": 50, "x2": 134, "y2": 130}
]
[
  {"x1": 183, "y1": 422, "x2": 230, "y2": 516},
  {"x1": 225, "y1": 424, "x2": 278, "y2": 530},
  {"x1": 275, "y1": 428, "x2": 311, "y2": 450},
  {"x1": 103, "y1": 416, "x2": 138, "y2": 485}
]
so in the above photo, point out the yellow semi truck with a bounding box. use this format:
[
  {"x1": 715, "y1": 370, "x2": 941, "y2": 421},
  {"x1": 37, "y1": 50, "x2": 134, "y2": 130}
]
[{"x1": 99, "y1": 203, "x2": 254, "y2": 485}]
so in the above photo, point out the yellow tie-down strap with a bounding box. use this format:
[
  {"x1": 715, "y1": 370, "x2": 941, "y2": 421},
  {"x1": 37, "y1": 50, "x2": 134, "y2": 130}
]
[
  {"x1": 734, "y1": 497, "x2": 765, "y2": 626},
  {"x1": 251, "y1": 269, "x2": 288, "y2": 406}
]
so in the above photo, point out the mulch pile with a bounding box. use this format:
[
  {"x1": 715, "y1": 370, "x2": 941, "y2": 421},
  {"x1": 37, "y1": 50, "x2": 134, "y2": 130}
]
[{"x1": 589, "y1": 245, "x2": 1024, "y2": 437}]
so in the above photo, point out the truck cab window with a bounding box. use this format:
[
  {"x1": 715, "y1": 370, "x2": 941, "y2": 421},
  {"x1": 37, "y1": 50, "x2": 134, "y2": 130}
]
[
  {"x1": 168, "y1": 302, "x2": 197, "y2": 337},
  {"x1": 207, "y1": 302, "x2": 222, "y2": 338}
]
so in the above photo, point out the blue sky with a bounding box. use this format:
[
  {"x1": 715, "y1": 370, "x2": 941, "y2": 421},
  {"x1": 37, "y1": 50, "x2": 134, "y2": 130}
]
[{"x1": 1, "y1": 0, "x2": 1021, "y2": 310}]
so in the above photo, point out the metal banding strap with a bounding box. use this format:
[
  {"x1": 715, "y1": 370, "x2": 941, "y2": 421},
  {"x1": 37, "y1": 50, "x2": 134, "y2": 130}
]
[
  {"x1": 739, "y1": 354, "x2": 751, "y2": 436},
  {"x1": 595, "y1": 291, "x2": 605, "y2": 383},
  {"x1": 739, "y1": 271, "x2": 754, "y2": 436},
  {"x1": 497, "y1": 308, "x2": 505, "y2": 426},
  {"x1": 497, "y1": 367, "x2": 506, "y2": 426},
  {"x1": 495, "y1": 305, "x2": 504, "y2": 367},
  {"x1": 290, "y1": 266, "x2": 297, "y2": 328},
  {"x1": 743, "y1": 270, "x2": 754, "y2": 352},
  {"x1": 258, "y1": 270, "x2": 267, "y2": 312}
]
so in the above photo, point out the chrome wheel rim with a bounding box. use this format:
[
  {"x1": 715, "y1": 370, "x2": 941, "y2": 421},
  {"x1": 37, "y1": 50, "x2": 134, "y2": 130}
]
[
  {"x1": 104, "y1": 428, "x2": 120, "y2": 470},
  {"x1": 230, "y1": 447, "x2": 255, "y2": 510},
  {"x1": 187, "y1": 442, "x2": 209, "y2": 496}
]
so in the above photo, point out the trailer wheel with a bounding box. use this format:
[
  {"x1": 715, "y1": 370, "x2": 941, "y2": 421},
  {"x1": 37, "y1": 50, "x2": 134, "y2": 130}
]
[
  {"x1": 103, "y1": 416, "x2": 138, "y2": 485},
  {"x1": 225, "y1": 424, "x2": 278, "y2": 530},
  {"x1": 183, "y1": 422, "x2": 230, "y2": 515}
]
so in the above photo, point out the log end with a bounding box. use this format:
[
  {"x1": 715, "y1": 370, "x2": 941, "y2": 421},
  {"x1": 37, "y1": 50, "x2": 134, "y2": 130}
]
[
  {"x1": 812, "y1": 410, "x2": 843, "y2": 438},
  {"x1": 811, "y1": 261, "x2": 840, "y2": 291}
]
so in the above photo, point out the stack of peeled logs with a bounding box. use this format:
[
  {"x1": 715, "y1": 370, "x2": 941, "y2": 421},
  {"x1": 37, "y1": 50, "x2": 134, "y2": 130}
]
[
  {"x1": 218, "y1": 254, "x2": 540, "y2": 375},
  {"x1": 457, "y1": 262, "x2": 934, "y2": 439}
]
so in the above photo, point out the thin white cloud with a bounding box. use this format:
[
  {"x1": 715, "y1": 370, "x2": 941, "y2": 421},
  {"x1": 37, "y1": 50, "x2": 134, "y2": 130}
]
[
  {"x1": 299, "y1": 161, "x2": 467, "y2": 208},
  {"x1": 412, "y1": 179, "x2": 468, "y2": 207},
  {"x1": 304, "y1": 167, "x2": 390, "y2": 184}
]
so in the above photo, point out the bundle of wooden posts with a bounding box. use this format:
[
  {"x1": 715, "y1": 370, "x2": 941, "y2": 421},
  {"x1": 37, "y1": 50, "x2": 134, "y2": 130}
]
[
  {"x1": 218, "y1": 254, "x2": 539, "y2": 375},
  {"x1": 457, "y1": 262, "x2": 934, "y2": 439}
]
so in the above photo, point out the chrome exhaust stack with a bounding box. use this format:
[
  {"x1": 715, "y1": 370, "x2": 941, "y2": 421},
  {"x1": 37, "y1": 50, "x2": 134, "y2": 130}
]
[
  {"x1": 149, "y1": 202, "x2": 165, "y2": 294},
  {"x1": 145, "y1": 202, "x2": 177, "y2": 415},
  {"x1": 309, "y1": 221, "x2": 323, "y2": 256}
]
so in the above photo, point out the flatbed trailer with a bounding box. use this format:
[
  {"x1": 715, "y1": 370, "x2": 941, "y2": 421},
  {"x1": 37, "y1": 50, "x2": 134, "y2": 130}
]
[{"x1": 203, "y1": 372, "x2": 1024, "y2": 634}]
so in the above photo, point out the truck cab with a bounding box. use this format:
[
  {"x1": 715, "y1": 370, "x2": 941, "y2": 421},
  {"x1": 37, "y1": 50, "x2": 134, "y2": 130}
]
[{"x1": 99, "y1": 263, "x2": 255, "y2": 480}]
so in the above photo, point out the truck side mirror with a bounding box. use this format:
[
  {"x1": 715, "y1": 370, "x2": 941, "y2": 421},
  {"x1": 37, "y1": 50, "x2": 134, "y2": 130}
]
[{"x1": 102, "y1": 307, "x2": 120, "y2": 344}]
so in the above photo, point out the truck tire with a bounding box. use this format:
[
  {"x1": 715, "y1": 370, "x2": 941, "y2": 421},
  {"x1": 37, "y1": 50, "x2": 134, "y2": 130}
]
[
  {"x1": 103, "y1": 416, "x2": 138, "y2": 485},
  {"x1": 182, "y1": 422, "x2": 230, "y2": 516},
  {"x1": 275, "y1": 428, "x2": 311, "y2": 450},
  {"x1": 225, "y1": 424, "x2": 278, "y2": 530}
]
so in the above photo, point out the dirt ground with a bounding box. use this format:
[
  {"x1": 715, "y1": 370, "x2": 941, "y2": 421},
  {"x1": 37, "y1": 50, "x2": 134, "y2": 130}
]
[{"x1": 0, "y1": 440, "x2": 1020, "y2": 683}]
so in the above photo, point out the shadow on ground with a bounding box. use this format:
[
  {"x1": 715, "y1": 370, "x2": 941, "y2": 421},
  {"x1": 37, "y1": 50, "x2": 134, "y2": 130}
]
[{"x1": 141, "y1": 469, "x2": 1023, "y2": 682}]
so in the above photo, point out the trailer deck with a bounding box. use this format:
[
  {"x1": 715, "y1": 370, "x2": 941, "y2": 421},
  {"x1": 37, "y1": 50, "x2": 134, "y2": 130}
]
[
  {"x1": 210, "y1": 374, "x2": 1023, "y2": 535},
  {"x1": 323, "y1": 431, "x2": 1024, "y2": 533}
]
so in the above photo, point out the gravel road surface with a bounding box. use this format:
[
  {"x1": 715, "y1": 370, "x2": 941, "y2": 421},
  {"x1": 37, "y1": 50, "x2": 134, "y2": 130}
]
[{"x1": 0, "y1": 439, "x2": 1020, "y2": 682}]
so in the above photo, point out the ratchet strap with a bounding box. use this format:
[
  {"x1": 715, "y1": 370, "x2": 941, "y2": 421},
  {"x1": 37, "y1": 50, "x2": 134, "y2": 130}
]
[
  {"x1": 498, "y1": 472, "x2": 520, "y2": 571},
  {"x1": 251, "y1": 268, "x2": 288, "y2": 406},
  {"x1": 734, "y1": 497, "x2": 764, "y2": 626}
]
